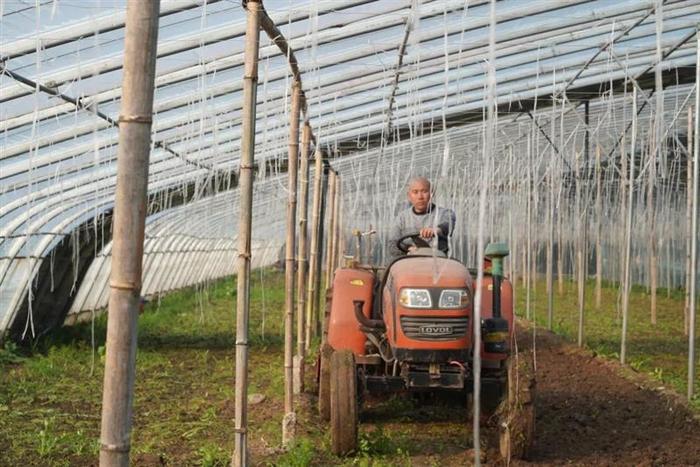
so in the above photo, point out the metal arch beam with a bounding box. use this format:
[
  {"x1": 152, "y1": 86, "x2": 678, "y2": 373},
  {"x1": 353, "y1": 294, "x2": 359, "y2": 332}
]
[
  {"x1": 1, "y1": 0, "x2": 684, "y2": 185},
  {"x1": 0, "y1": 0, "x2": 402, "y2": 104},
  {"x1": 2, "y1": 0, "x2": 600, "y2": 131},
  {"x1": 6, "y1": 36, "x2": 688, "y2": 232},
  {"x1": 0, "y1": 0, "x2": 223, "y2": 61},
  {"x1": 2, "y1": 0, "x2": 682, "y2": 177}
]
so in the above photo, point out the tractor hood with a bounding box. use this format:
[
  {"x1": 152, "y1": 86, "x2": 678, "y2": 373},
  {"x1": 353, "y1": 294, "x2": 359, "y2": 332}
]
[{"x1": 388, "y1": 256, "x2": 471, "y2": 290}]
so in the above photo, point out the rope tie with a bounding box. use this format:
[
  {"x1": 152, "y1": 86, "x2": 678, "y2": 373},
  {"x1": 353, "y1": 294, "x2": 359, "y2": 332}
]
[
  {"x1": 109, "y1": 280, "x2": 141, "y2": 291},
  {"x1": 118, "y1": 114, "x2": 152, "y2": 124},
  {"x1": 100, "y1": 442, "x2": 130, "y2": 453}
]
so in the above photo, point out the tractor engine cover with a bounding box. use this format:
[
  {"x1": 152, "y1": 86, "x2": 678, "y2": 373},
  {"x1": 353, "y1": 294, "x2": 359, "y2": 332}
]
[
  {"x1": 384, "y1": 257, "x2": 473, "y2": 363},
  {"x1": 327, "y1": 268, "x2": 375, "y2": 355}
]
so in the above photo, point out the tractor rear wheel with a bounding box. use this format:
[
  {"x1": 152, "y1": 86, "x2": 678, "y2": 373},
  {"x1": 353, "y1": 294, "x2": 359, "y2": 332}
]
[
  {"x1": 317, "y1": 343, "x2": 333, "y2": 421},
  {"x1": 498, "y1": 352, "x2": 536, "y2": 461},
  {"x1": 330, "y1": 350, "x2": 358, "y2": 455}
]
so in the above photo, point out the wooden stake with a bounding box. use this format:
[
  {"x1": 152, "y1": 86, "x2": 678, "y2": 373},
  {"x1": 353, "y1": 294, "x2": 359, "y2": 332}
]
[
  {"x1": 577, "y1": 101, "x2": 590, "y2": 348},
  {"x1": 324, "y1": 171, "x2": 337, "y2": 288},
  {"x1": 334, "y1": 177, "x2": 343, "y2": 268},
  {"x1": 526, "y1": 132, "x2": 532, "y2": 321},
  {"x1": 315, "y1": 168, "x2": 329, "y2": 337},
  {"x1": 283, "y1": 81, "x2": 301, "y2": 445},
  {"x1": 685, "y1": 105, "x2": 693, "y2": 336},
  {"x1": 547, "y1": 168, "x2": 554, "y2": 329},
  {"x1": 305, "y1": 149, "x2": 324, "y2": 350},
  {"x1": 233, "y1": 2, "x2": 260, "y2": 465},
  {"x1": 595, "y1": 145, "x2": 603, "y2": 309},
  {"x1": 557, "y1": 97, "x2": 565, "y2": 295},
  {"x1": 294, "y1": 122, "x2": 311, "y2": 394},
  {"x1": 99, "y1": 2, "x2": 160, "y2": 466},
  {"x1": 621, "y1": 87, "x2": 638, "y2": 365},
  {"x1": 687, "y1": 30, "x2": 699, "y2": 401}
]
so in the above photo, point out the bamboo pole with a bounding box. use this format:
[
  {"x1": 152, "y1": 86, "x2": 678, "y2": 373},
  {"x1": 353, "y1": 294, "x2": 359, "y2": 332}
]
[
  {"x1": 232, "y1": 1, "x2": 260, "y2": 465},
  {"x1": 621, "y1": 86, "x2": 638, "y2": 365},
  {"x1": 595, "y1": 145, "x2": 603, "y2": 308},
  {"x1": 473, "y1": 3, "x2": 496, "y2": 462},
  {"x1": 557, "y1": 97, "x2": 565, "y2": 295},
  {"x1": 283, "y1": 81, "x2": 301, "y2": 445},
  {"x1": 334, "y1": 177, "x2": 344, "y2": 268},
  {"x1": 305, "y1": 149, "x2": 324, "y2": 350},
  {"x1": 547, "y1": 168, "x2": 554, "y2": 329},
  {"x1": 98, "y1": 2, "x2": 160, "y2": 466},
  {"x1": 577, "y1": 101, "x2": 589, "y2": 348},
  {"x1": 294, "y1": 122, "x2": 311, "y2": 394},
  {"x1": 526, "y1": 132, "x2": 532, "y2": 320},
  {"x1": 687, "y1": 29, "x2": 699, "y2": 401},
  {"x1": 686, "y1": 105, "x2": 693, "y2": 336},
  {"x1": 315, "y1": 167, "x2": 329, "y2": 337},
  {"x1": 619, "y1": 131, "x2": 628, "y2": 300},
  {"x1": 324, "y1": 171, "x2": 337, "y2": 288}
]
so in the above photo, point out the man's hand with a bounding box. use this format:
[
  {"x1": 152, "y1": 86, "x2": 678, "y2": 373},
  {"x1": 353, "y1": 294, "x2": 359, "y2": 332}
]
[{"x1": 419, "y1": 227, "x2": 439, "y2": 239}]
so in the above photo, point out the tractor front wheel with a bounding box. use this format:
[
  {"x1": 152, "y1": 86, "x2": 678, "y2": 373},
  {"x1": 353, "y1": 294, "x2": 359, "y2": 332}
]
[{"x1": 330, "y1": 350, "x2": 358, "y2": 455}]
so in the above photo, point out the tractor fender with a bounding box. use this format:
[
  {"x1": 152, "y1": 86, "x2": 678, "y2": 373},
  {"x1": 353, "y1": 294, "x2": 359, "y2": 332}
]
[{"x1": 327, "y1": 268, "x2": 375, "y2": 355}]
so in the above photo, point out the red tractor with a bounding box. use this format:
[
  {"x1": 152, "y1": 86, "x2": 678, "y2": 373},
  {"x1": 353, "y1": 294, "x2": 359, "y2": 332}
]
[{"x1": 318, "y1": 234, "x2": 534, "y2": 460}]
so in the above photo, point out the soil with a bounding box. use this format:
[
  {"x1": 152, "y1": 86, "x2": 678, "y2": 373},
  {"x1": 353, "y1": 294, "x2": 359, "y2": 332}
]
[
  {"x1": 513, "y1": 326, "x2": 700, "y2": 466},
  {"x1": 281, "y1": 323, "x2": 700, "y2": 466}
]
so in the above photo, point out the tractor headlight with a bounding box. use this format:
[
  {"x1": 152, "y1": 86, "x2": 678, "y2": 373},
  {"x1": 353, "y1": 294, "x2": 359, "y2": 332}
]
[
  {"x1": 439, "y1": 289, "x2": 470, "y2": 309},
  {"x1": 399, "y1": 288, "x2": 432, "y2": 308}
]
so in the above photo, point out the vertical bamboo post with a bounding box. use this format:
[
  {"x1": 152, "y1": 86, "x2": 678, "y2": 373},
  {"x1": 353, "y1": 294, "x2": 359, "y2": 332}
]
[
  {"x1": 99, "y1": 2, "x2": 160, "y2": 466},
  {"x1": 648, "y1": 0, "x2": 664, "y2": 324},
  {"x1": 546, "y1": 104, "x2": 555, "y2": 329},
  {"x1": 324, "y1": 171, "x2": 337, "y2": 288},
  {"x1": 686, "y1": 105, "x2": 693, "y2": 336},
  {"x1": 595, "y1": 145, "x2": 603, "y2": 308},
  {"x1": 473, "y1": 3, "x2": 497, "y2": 462},
  {"x1": 619, "y1": 132, "x2": 628, "y2": 296},
  {"x1": 557, "y1": 97, "x2": 566, "y2": 295},
  {"x1": 621, "y1": 86, "x2": 638, "y2": 365},
  {"x1": 334, "y1": 177, "x2": 344, "y2": 268},
  {"x1": 232, "y1": 2, "x2": 260, "y2": 465},
  {"x1": 315, "y1": 167, "x2": 329, "y2": 337},
  {"x1": 294, "y1": 122, "x2": 311, "y2": 394},
  {"x1": 577, "y1": 101, "x2": 590, "y2": 348},
  {"x1": 305, "y1": 149, "x2": 324, "y2": 349},
  {"x1": 687, "y1": 30, "x2": 699, "y2": 401},
  {"x1": 556, "y1": 186, "x2": 564, "y2": 295},
  {"x1": 283, "y1": 81, "x2": 301, "y2": 445},
  {"x1": 547, "y1": 169, "x2": 554, "y2": 329},
  {"x1": 526, "y1": 132, "x2": 532, "y2": 320}
]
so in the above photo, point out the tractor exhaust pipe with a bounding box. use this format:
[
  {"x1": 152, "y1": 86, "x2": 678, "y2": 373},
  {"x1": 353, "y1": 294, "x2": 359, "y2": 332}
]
[
  {"x1": 483, "y1": 243, "x2": 510, "y2": 353},
  {"x1": 492, "y1": 273, "x2": 502, "y2": 319},
  {"x1": 353, "y1": 300, "x2": 385, "y2": 331}
]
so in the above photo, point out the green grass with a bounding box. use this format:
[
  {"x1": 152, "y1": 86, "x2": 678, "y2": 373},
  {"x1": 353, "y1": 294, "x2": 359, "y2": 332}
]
[
  {"x1": 515, "y1": 276, "x2": 700, "y2": 410},
  {"x1": 0, "y1": 269, "x2": 293, "y2": 466}
]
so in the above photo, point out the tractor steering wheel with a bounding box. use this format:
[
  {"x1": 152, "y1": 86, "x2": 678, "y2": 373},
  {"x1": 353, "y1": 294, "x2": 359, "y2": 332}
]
[{"x1": 396, "y1": 232, "x2": 431, "y2": 254}]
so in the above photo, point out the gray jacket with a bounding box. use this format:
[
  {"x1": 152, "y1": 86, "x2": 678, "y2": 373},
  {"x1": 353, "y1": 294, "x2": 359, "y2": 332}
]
[{"x1": 387, "y1": 203, "x2": 456, "y2": 260}]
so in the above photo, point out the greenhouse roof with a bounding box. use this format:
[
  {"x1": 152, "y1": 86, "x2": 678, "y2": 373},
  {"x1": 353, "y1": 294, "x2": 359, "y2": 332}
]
[{"x1": 1, "y1": 0, "x2": 699, "y2": 339}]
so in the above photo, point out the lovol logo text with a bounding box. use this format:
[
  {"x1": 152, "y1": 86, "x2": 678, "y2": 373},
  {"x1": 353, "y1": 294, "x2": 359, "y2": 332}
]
[{"x1": 419, "y1": 325, "x2": 453, "y2": 335}]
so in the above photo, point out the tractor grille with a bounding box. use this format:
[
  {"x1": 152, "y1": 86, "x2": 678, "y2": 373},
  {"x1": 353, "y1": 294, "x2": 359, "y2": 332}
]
[{"x1": 400, "y1": 316, "x2": 469, "y2": 341}]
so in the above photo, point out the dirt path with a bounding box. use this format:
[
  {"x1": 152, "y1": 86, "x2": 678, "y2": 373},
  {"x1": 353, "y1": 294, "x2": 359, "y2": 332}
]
[
  {"x1": 518, "y1": 327, "x2": 700, "y2": 466},
  {"x1": 255, "y1": 324, "x2": 700, "y2": 466}
]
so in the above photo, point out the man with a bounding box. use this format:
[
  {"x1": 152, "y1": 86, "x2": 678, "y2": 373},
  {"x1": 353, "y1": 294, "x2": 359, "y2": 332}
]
[{"x1": 387, "y1": 177, "x2": 456, "y2": 260}]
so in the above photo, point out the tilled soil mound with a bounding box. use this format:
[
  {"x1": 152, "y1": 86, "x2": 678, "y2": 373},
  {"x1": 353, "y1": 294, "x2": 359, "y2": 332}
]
[{"x1": 517, "y1": 326, "x2": 700, "y2": 466}]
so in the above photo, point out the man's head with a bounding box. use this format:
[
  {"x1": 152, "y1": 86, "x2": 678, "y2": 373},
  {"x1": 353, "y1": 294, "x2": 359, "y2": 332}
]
[{"x1": 407, "y1": 177, "x2": 431, "y2": 214}]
